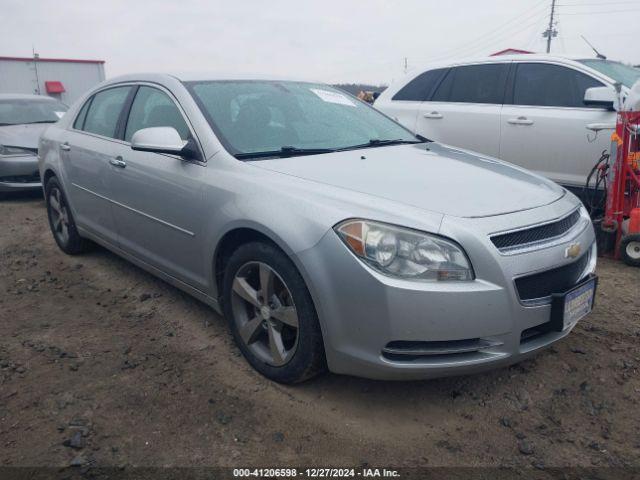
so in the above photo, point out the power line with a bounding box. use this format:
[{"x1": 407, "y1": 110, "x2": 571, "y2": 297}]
[
  {"x1": 421, "y1": 0, "x2": 549, "y2": 62},
  {"x1": 558, "y1": 8, "x2": 640, "y2": 14},
  {"x1": 557, "y1": 1, "x2": 640, "y2": 5}
]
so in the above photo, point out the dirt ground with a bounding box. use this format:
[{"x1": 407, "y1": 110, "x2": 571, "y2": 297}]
[{"x1": 1, "y1": 193, "x2": 639, "y2": 476}]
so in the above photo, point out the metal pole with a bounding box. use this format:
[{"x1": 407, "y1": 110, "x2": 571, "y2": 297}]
[
  {"x1": 33, "y1": 48, "x2": 41, "y2": 95},
  {"x1": 546, "y1": 0, "x2": 556, "y2": 53}
]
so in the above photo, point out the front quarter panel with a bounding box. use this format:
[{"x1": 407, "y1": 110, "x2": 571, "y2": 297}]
[
  {"x1": 199, "y1": 159, "x2": 445, "y2": 301},
  {"x1": 38, "y1": 125, "x2": 67, "y2": 191}
]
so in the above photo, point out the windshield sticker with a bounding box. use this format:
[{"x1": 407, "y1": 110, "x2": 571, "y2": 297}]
[
  {"x1": 54, "y1": 111, "x2": 65, "y2": 119},
  {"x1": 310, "y1": 88, "x2": 356, "y2": 107}
]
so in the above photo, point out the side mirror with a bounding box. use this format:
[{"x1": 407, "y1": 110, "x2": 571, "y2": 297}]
[
  {"x1": 130, "y1": 127, "x2": 189, "y2": 156},
  {"x1": 584, "y1": 86, "x2": 616, "y2": 110}
]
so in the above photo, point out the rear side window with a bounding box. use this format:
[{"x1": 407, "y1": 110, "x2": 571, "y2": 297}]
[
  {"x1": 392, "y1": 68, "x2": 448, "y2": 101},
  {"x1": 512, "y1": 63, "x2": 604, "y2": 108},
  {"x1": 82, "y1": 87, "x2": 132, "y2": 138},
  {"x1": 124, "y1": 86, "x2": 190, "y2": 142},
  {"x1": 432, "y1": 63, "x2": 509, "y2": 104},
  {"x1": 73, "y1": 99, "x2": 92, "y2": 130}
]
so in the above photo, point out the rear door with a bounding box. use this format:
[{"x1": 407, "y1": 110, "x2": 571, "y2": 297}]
[
  {"x1": 62, "y1": 86, "x2": 133, "y2": 244},
  {"x1": 416, "y1": 62, "x2": 509, "y2": 157},
  {"x1": 376, "y1": 68, "x2": 448, "y2": 132},
  {"x1": 499, "y1": 62, "x2": 614, "y2": 187},
  {"x1": 108, "y1": 84, "x2": 209, "y2": 290}
]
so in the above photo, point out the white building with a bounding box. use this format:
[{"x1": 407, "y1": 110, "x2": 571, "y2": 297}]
[{"x1": 0, "y1": 55, "x2": 106, "y2": 105}]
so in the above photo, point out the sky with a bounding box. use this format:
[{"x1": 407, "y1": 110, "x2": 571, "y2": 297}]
[{"x1": 4, "y1": 0, "x2": 640, "y2": 86}]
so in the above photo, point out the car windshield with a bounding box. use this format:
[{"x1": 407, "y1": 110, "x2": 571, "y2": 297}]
[
  {"x1": 185, "y1": 80, "x2": 421, "y2": 158},
  {"x1": 578, "y1": 59, "x2": 640, "y2": 88},
  {"x1": 0, "y1": 98, "x2": 68, "y2": 126}
]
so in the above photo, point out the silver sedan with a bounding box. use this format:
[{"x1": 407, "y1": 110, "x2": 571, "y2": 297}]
[
  {"x1": 0, "y1": 94, "x2": 67, "y2": 193},
  {"x1": 39, "y1": 74, "x2": 597, "y2": 383}
]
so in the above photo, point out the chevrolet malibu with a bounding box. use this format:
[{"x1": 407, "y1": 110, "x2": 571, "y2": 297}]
[{"x1": 39, "y1": 74, "x2": 597, "y2": 383}]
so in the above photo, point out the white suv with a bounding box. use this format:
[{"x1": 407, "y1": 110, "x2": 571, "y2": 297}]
[{"x1": 375, "y1": 55, "x2": 640, "y2": 188}]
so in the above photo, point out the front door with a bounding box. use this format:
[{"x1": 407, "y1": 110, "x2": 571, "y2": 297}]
[
  {"x1": 499, "y1": 62, "x2": 614, "y2": 187},
  {"x1": 108, "y1": 85, "x2": 209, "y2": 290}
]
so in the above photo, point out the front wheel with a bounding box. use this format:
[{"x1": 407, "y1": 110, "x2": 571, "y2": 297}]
[
  {"x1": 222, "y1": 242, "x2": 325, "y2": 383},
  {"x1": 45, "y1": 177, "x2": 90, "y2": 255}
]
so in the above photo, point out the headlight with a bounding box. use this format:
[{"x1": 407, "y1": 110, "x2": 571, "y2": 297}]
[
  {"x1": 0, "y1": 144, "x2": 36, "y2": 157},
  {"x1": 335, "y1": 219, "x2": 474, "y2": 281}
]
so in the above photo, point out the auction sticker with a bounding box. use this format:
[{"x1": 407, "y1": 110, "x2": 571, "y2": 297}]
[{"x1": 310, "y1": 88, "x2": 356, "y2": 107}]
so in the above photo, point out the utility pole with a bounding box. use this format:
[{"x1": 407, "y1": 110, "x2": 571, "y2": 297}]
[
  {"x1": 403, "y1": 57, "x2": 408, "y2": 74},
  {"x1": 32, "y1": 47, "x2": 41, "y2": 95},
  {"x1": 543, "y1": 0, "x2": 558, "y2": 53}
]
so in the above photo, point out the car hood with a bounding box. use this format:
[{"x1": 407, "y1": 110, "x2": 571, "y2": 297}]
[
  {"x1": 0, "y1": 123, "x2": 51, "y2": 151},
  {"x1": 251, "y1": 143, "x2": 565, "y2": 218}
]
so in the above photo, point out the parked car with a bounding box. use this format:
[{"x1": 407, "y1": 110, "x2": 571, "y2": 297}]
[
  {"x1": 375, "y1": 55, "x2": 640, "y2": 189},
  {"x1": 0, "y1": 94, "x2": 67, "y2": 193},
  {"x1": 39, "y1": 74, "x2": 597, "y2": 383}
]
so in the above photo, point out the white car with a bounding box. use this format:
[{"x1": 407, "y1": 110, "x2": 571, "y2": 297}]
[{"x1": 375, "y1": 54, "x2": 640, "y2": 189}]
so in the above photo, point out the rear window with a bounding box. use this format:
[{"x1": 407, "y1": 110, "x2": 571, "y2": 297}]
[
  {"x1": 392, "y1": 68, "x2": 448, "y2": 101},
  {"x1": 432, "y1": 64, "x2": 509, "y2": 104}
]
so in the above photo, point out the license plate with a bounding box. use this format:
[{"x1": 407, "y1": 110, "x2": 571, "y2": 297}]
[{"x1": 559, "y1": 278, "x2": 596, "y2": 331}]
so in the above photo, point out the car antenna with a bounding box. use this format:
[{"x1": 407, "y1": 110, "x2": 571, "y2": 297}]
[{"x1": 581, "y1": 35, "x2": 607, "y2": 60}]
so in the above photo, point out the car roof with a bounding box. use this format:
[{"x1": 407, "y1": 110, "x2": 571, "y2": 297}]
[
  {"x1": 409, "y1": 53, "x2": 598, "y2": 71},
  {"x1": 0, "y1": 93, "x2": 60, "y2": 101},
  {"x1": 102, "y1": 72, "x2": 322, "y2": 85}
]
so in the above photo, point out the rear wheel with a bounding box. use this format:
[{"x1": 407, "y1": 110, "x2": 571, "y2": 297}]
[
  {"x1": 45, "y1": 177, "x2": 90, "y2": 255},
  {"x1": 621, "y1": 233, "x2": 640, "y2": 267},
  {"x1": 222, "y1": 241, "x2": 325, "y2": 383}
]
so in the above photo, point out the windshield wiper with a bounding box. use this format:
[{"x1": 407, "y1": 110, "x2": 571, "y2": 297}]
[
  {"x1": 336, "y1": 138, "x2": 425, "y2": 151},
  {"x1": 25, "y1": 120, "x2": 57, "y2": 124},
  {"x1": 235, "y1": 146, "x2": 336, "y2": 160}
]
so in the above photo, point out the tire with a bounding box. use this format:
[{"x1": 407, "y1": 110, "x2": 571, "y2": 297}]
[
  {"x1": 620, "y1": 233, "x2": 640, "y2": 267},
  {"x1": 222, "y1": 241, "x2": 326, "y2": 383},
  {"x1": 45, "y1": 176, "x2": 90, "y2": 255}
]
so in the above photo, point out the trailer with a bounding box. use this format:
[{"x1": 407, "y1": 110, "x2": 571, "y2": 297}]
[{"x1": 0, "y1": 55, "x2": 105, "y2": 105}]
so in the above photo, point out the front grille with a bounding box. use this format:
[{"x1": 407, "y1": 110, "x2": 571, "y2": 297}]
[
  {"x1": 0, "y1": 172, "x2": 40, "y2": 184},
  {"x1": 515, "y1": 252, "x2": 589, "y2": 302},
  {"x1": 491, "y1": 209, "x2": 581, "y2": 251}
]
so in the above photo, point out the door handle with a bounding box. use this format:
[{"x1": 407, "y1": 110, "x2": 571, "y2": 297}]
[
  {"x1": 60, "y1": 142, "x2": 71, "y2": 151},
  {"x1": 423, "y1": 111, "x2": 443, "y2": 119},
  {"x1": 507, "y1": 116, "x2": 534, "y2": 126},
  {"x1": 109, "y1": 156, "x2": 127, "y2": 168}
]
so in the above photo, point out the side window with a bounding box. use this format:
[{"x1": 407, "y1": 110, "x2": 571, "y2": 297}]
[
  {"x1": 124, "y1": 86, "x2": 190, "y2": 142},
  {"x1": 392, "y1": 68, "x2": 448, "y2": 101},
  {"x1": 512, "y1": 63, "x2": 604, "y2": 108},
  {"x1": 432, "y1": 64, "x2": 508, "y2": 104},
  {"x1": 73, "y1": 98, "x2": 91, "y2": 130},
  {"x1": 82, "y1": 87, "x2": 132, "y2": 138}
]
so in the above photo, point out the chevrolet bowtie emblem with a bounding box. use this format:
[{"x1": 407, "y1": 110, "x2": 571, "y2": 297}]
[{"x1": 565, "y1": 243, "x2": 581, "y2": 259}]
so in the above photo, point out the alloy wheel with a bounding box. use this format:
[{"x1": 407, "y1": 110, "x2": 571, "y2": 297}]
[
  {"x1": 230, "y1": 261, "x2": 299, "y2": 366},
  {"x1": 49, "y1": 187, "x2": 70, "y2": 245}
]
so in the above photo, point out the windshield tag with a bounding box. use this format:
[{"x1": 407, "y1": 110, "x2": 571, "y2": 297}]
[
  {"x1": 310, "y1": 88, "x2": 355, "y2": 107},
  {"x1": 54, "y1": 112, "x2": 65, "y2": 119}
]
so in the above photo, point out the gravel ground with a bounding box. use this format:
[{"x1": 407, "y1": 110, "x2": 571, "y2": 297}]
[{"x1": 1, "y1": 193, "x2": 639, "y2": 477}]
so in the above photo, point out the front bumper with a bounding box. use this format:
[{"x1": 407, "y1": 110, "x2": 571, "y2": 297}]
[
  {"x1": 0, "y1": 155, "x2": 41, "y2": 192},
  {"x1": 297, "y1": 195, "x2": 596, "y2": 380}
]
